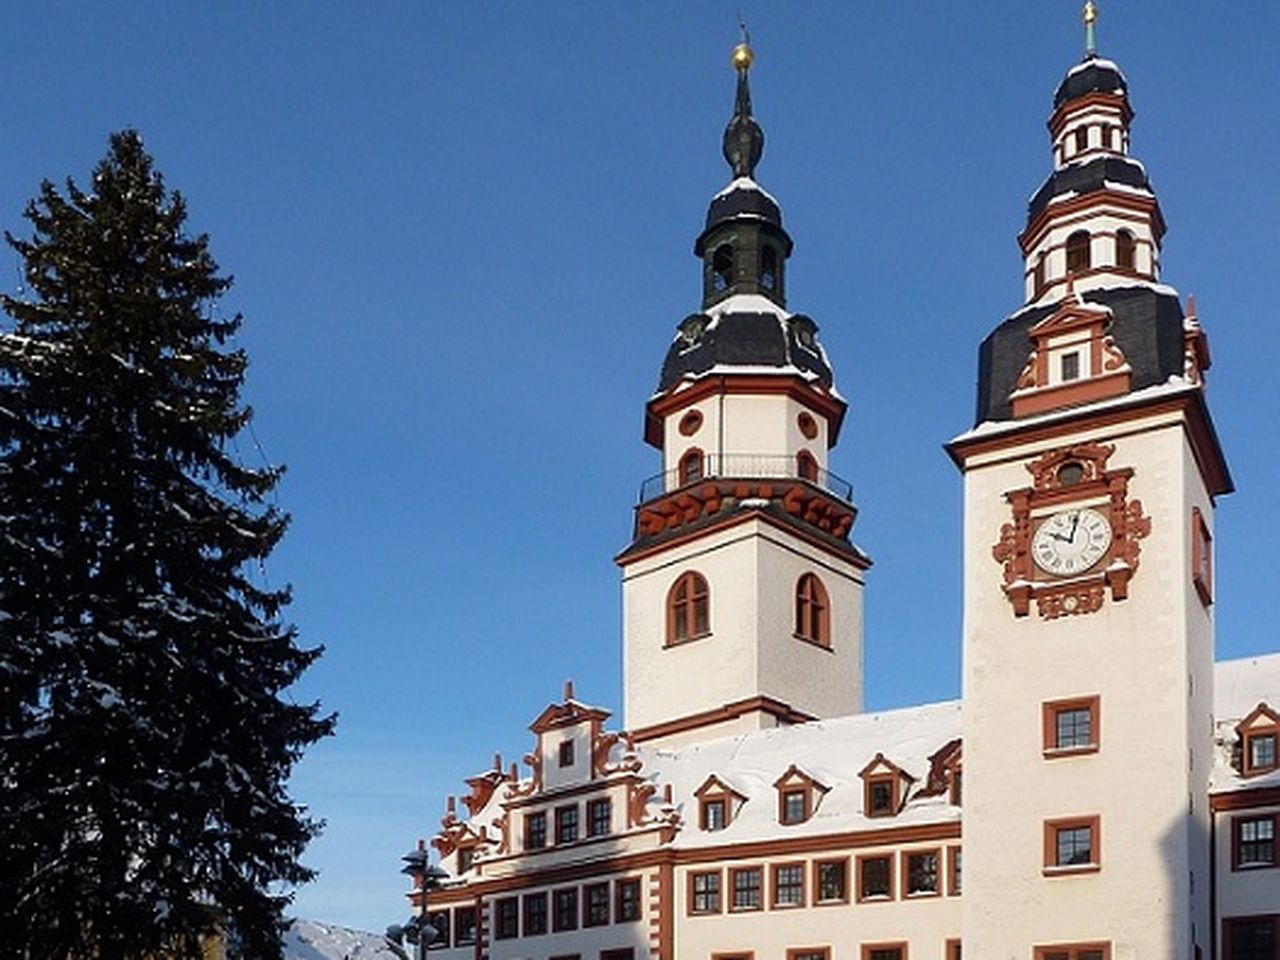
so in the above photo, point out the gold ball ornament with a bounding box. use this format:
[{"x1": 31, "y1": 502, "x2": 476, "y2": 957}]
[
  {"x1": 1083, "y1": 1, "x2": 1098, "y2": 25},
  {"x1": 732, "y1": 43, "x2": 754, "y2": 71}
]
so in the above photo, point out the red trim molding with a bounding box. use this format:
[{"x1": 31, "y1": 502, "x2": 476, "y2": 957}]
[{"x1": 630, "y1": 695, "x2": 816, "y2": 744}]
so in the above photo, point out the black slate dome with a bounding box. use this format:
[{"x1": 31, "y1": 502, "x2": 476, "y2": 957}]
[
  {"x1": 1054, "y1": 57, "x2": 1127, "y2": 108},
  {"x1": 657, "y1": 310, "x2": 834, "y2": 393},
  {"x1": 695, "y1": 181, "x2": 792, "y2": 257}
]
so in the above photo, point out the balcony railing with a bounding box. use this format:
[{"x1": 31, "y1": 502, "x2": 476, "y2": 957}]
[{"x1": 637, "y1": 453, "x2": 854, "y2": 504}]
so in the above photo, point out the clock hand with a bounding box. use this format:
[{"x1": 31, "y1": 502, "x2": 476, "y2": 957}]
[{"x1": 1068, "y1": 514, "x2": 1080, "y2": 541}]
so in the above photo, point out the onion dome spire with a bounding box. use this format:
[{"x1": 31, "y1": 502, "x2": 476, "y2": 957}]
[{"x1": 723, "y1": 38, "x2": 764, "y2": 178}]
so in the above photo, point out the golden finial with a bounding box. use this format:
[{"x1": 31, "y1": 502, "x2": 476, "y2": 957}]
[
  {"x1": 1083, "y1": 0, "x2": 1097, "y2": 24},
  {"x1": 732, "y1": 42, "x2": 754, "y2": 72},
  {"x1": 1083, "y1": 1, "x2": 1098, "y2": 57}
]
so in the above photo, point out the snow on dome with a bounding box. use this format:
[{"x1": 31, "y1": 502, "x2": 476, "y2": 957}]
[
  {"x1": 713, "y1": 176, "x2": 780, "y2": 207},
  {"x1": 1065, "y1": 56, "x2": 1125, "y2": 81}
]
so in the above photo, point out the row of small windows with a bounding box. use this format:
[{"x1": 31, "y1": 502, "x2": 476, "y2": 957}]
[
  {"x1": 687, "y1": 848, "x2": 961, "y2": 916},
  {"x1": 710, "y1": 242, "x2": 780, "y2": 293},
  {"x1": 667, "y1": 571, "x2": 829, "y2": 647},
  {"x1": 523, "y1": 798, "x2": 612, "y2": 850},
  {"x1": 1033, "y1": 230, "x2": 1138, "y2": 293},
  {"x1": 422, "y1": 881, "x2": 643, "y2": 949},
  {"x1": 1062, "y1": 122, "x2": 1123, "y2": 157}
]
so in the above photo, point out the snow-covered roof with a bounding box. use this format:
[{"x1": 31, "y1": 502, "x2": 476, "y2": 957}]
[
  {"x1": 1211, "y1": 654, "x2": 1280, "y2": 795},
  {"x1": 284, "y1": 920, "x2": 400, "y2": 960},
  {"x1": 712, "y1": 176, "x2": 780, "y2": 207},
  {"x1": 640, "y1": 700, "x2": 962, "y2": 844}
]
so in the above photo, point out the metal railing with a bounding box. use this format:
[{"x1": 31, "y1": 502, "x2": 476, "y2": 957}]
[{"x1": 637, "y1": 453, "x2": 854, "y2": 504}]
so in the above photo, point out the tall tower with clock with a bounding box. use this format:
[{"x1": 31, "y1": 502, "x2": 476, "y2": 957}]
[
  {"x1": 947, "y1": 7, "x2": 1231, "y2": 959},
  {"x1": 616, "y1": 42, "x2": 869, "y2": 748}
]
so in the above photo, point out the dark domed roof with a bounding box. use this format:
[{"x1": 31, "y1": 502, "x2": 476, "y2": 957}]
[
  {"x1": 1027, "y1": 155, "x2": 1151, "y2": 220},
  {"x1": 695, "y1": 179, "x2": 792, "y2": 257},
  {"x1": 657, "y1": 307, "x2": 832, "y2": 392},
  {"x1": 1054, "y1": 57, "x2": 1127, "y2": 108}
]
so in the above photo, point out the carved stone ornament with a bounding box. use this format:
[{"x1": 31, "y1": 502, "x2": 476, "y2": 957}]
[{"x1": 990, "y1": 442, "x2": 1151, "y2": 619}]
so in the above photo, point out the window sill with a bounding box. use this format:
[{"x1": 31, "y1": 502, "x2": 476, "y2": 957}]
[
  {"x1": 729, "y1": 905, "x2": 763, "y2": 914},
  {"x1": 665, "y1": 631, "x2": 712, "y2": 649},
  {"x1": 1043, "y1": 744, "x2": 1099, "y2": 759},
  {"x1": 792, "y1": 633, "x2": 834, "y2": 652},
  {"x1": 813, "y1": 897, "x2": 849, "y2": 908},
  {"x1": 1233, "y1": 861, "x2": 1278, "y2": 872},
  {"x1": 905, "y1": 888, "x2": 941, "y2": 899},
  {"x1": 856, "y1": 894, "x2": 893, "y2": 904},
  {"x1": 771, "y1": 901, "x2": 804, "y2": 910},
  {"x1": 1043, "y1": 863, "x2": 1100, "y2": 877}
]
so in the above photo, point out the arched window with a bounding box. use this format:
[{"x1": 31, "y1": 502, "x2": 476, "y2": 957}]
[
  {"x1": 794, "y1": 574, "x2": 830, "y2": 647},
  {"x1": 1065, "y1": 231, "x2": 1091, "y2": 274},
  {"x1": 667, "y1": 571, "x2": 710, "y2": 644},
  {"x1": 678, "y1": 448, "x2": 704, "y2": 486},
  {"x1": 796, "y1": 450, "x2": 818, "y2": 482},
  {"x1": 1074, "y1": 126, "x2": 1088, "y2": 153},
  {"x1": 1033, "y1": 252, "x2": 1046, "y2": 295},
  {"x1": 1115, "y1": 230, "x2": 1136, "y2": 271},
  {"x1": 1103, "y1": 124, "x2": 1115, "y2": 150},
  {"x1": 712, "y1": 243, "x2": 734, "y2": 292},
  {"x1": 760, "y1": 246, "x2": 778, "y2": 291}
]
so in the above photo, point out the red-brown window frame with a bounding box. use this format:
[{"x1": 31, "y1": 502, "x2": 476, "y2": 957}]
[
  {"x1": 797, "y1": 450, "x2": 819, "y2": 482},
  {"x1": 779, "y1": 787, "x2": 810, "y2": 825},
  {"x1": 559, "y1": 739, "x2": 575, "y2": 767},
  {"x1": 666, "y1": 571, "x2": 710, "y2": 646},
  {"x1": 1232, "y1": 813, "x2": 1279, "y2": 871},
  {"x1": 1042, "y1": 695, "x2": 1101, "y2": 757},
  {"x1": 861, "y1": 942, "x2": 908, "y2": 960},
  {"x1": 1043, "y1": 815, "x2": 1102, "y2": 875},
  {"x1": 946, "y1": 845, "x2": 962, "y2": 896},
  {"x1": 1241, "y1": 709, "x2": 1280, "y2": 778},
  {"x1": 1115, "y1": 229, "x2": 1137, "y2": 271},
  {"x1": 855, "y1": 853, "x2": 895, "y2": 902},
  {"x1": 864, "y1": 774, "x2": 899, "y2": 818},
  {"x1": 1066, "y1": 230, "x2": 1092, "y2": 274},
  {"x1": 586, "y1": 797, "x2": 611, "y2": 838},
  {"x1": 788, "y1": 949, "x2": 832, "y2": 960},
  {"x1": 812, "y1": 857, "x2": 849, "y2": 905},
  {"x1": 795, "y1": 573, "x2": 831, "y2": 648},
  {"x1": 729, "y1": 865, "x2": 764, "y2": 912},
  {"x1": 554, "y1": 804, "x2": 579, "y2": 845},
  {"x1": 678, "y1": 409, "x2": 703, "y2": 437},
  {"x1": 614, "y1": 876, "x2": 643, "y2": 923},
  {"x1": 1033, "y1": 942, "x2": 1112, "y2": 960},
  {"x1": 945, "y1": 939, "x2": 961, "y2": 960},
  {"x1": 770, "y1": 861, "x2": 807, "y2": 909},
  {"x1": 1222, "y1": 916, "x2": 1280, "y2": 960},
  {"x1": 900, "y1": 847, "x2": 942, "y2": 898},
  {"x1": 494, "y1": 896, "x2": 519, "y2": 940},
  {"x1": 688, "y1": 869, "x2": 723, "y2": 915},
  {"x1": 678, "y1": 447, "x2": 705, "y2": 486},
  {"x1": 1192, "y1": 506, "x2": 1213, "y2": 606},
  {"x1": 583, "y1": 881, "x2": 611, "y2": 927}
]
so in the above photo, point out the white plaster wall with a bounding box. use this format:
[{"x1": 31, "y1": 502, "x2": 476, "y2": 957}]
[
  {"x1": 1024, "y1": 207, "x2": 1159, "y2": 304},
  {"x1": 540, "y1": 721, "x2": 595, "y2": 793},
  {"x1": 623, "y1": 518, "x2": 864, "y2": 734},
  {"x1": 1216, "y1": 803, "x2": 1280, "y2": 919},
  {"x1": 663, "y1": 397, "x2": 721, "y2": 478},
  {"x1": 675, "y1": 854, "x2": 960, "y2": 960},
  {"x1": 960, "y1": 413, "x2": 1210, "y2": 959},
  {"x1": 1053, "y1": 103, "x2": 1128, "y2": 168}
]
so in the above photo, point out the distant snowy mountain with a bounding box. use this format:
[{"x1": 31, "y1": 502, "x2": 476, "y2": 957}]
[{"x1": 284, "y1": 919, "x2": 403, "y2": 960}]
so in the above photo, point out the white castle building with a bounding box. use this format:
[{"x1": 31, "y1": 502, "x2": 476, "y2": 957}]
[{"x1": 404, "y1": 19, "x2": 1280, "y2": 960}]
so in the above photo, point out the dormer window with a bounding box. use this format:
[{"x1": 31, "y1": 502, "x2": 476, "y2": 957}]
[
  {"x1": 1066, "y1": 231, "x2": 1091, "y2": 273},
  {"x1": 859, "y1": 754, "x2": 914, "y2": 818},
  {"x1": 773, "y1": 765, "x2": 829, "y2": 826},
  {"x1": 1060, "y1": 352, "x2": 1080, "y2": 382},
  {"x1": 558, "y1": 740, "x2": 574, "y2": 767},
  {"x1": 1115, "y1": 229, "x2": 1136, "y2": 271},
  {"x1": 456, "y1": 845, "x2": 476, "y2": 874},
  {"x1": 712, "y1": 243, "x2": 734, "y2": 292},
  {"x1": 695, "y1": 774, "x2": 746, "y2": 831},
  {"x1": 761, "y1": 245, "x2": 778, "y2": 291},
  {"x1": 1237, "y1": 704, "x2": 1280, "y2": 777}
]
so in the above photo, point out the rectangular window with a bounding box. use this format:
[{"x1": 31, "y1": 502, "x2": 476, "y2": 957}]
[
  {"x1": 862, "y1": 945, "x2": 906, "y2": 960},
  {"x1": 1060, "y1": 351, "x2": 1081, "y2": 382},
  {"x1": 455, "y1": 847, "x2": 474, "y2": 874},
  {"x1": 494, "y1": 897, "x2": 518, "y2": 939},
  {"x1": 904, "y1": 849, "x2": 939, "y2": 896},
  {"x1": 1235, "y1": 816, "x2": 1278, "y2": 869},
  {"x1": 1034, "y1": 944, "x2": 1111, "y2": 960},
  {"x1": 1225, "y1": 917, "x2": 1278, "y2": 960},
  {"x1": 584, "y1": 881, "x2": 611, "y2": 926},
  {"x1": 690, "y1": 871, "x2": 721, "y2": 914},
  {"x1": 559, "y1": 739, "x2": 575, "y2": 767},
  {"x1": 947, "y1": 940, "x2": 962, "y2": 960},
  {"x1": 1192, "y1": 507, "x2": 1213, "y2": 605},
  {"x1": 1044, "y1": 816, "x2": 1100, "y2": 872},
  {"x1": 526, "y1": 811, "x2": 547, "y2": 850},
  {"x1": 454, "y1": 907, "x2": 477, "y2": 945},
  {"x1": 601, "y1": 951, "x2": 636, "y2": 960},
  {"x1": 857, "y1": 854, "x2": 893, "y2": 901},
  {"x1": 867, "y1": 778, "x2": 895, "y2": 817},
  {"x1": 772, "y1": 863, "x2": 805, "y2": 908},
  {"x1": 947, "y1": 846, "x2": 962, "y2": 896},
  {"x1": 425, "y1": 910, "x2": 449, "y2": 949},
  {"x1": 587, "y1": 797, "x2": 612, "y2": 837},
  {"x1": 552, "y1": 887, "x2": 578, "y2": 932},
  {"x1": 702, "y1": 798, "x2": 727, "y2": 831},
  {"x1": 615, "y1": 877, "x2": 642, "y2": 923},
  {"x1": 730, "y1": 866, "x2": 762, "y2": 911},
  {"x1": 1043, "y1": 696, "x2": 1100, "y2": 756},
  {"x1": 788, "y1": 951, "x2": 831, "y2": 960},
  {"x1": 781, "y1": 789, "x2": 808, "y2": 824},
  {"x1": 814, "y1": 859, "x2": 848, "y2": 904},
  {"x1": 523, "y1": 892, "x2": 548, "y2": 936},
  {"x1": 1251, "y1": 734, "x2": 1278, "y2": 772},
  {"x1": 555, "y1": 805, "x2": 579, "y2": 844}
]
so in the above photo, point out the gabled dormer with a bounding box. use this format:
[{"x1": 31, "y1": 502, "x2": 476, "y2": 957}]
[
  {"x1": 528, "y1": 680, "x2": 612, "y2": 792},
  {"x1": 859, "y1": 753, "x2": 915, "y2": 818},
  {"x1": 693, "y1": 774, "x2": 748, "y2": 832},
  {"x1": 1009, "y1": 294, "x2": 1131, "y2": 417},
  {"x1": 918, "y1": 739, "x2": 963, "y2": 806},
  {"x1": 773, "y1": 764, "x2": 829, "y2": 825},
  {"x1": 1237, "y1": 703, "x2": 1280, "y2": 778}
]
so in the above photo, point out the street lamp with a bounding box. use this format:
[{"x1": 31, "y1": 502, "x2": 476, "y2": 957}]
[{"x1": 386, "y1": 842, "x2": 449, "y2": 960}]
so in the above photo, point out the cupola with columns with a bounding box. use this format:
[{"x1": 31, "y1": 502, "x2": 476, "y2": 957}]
[{"x1": 618, "y1": 40, "x2": 868, "y2": 747}]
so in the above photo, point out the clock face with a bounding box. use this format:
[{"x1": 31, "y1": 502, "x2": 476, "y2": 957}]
[{"x1": 1031, "y1": 507, "x2": 1113, "y2": 577}]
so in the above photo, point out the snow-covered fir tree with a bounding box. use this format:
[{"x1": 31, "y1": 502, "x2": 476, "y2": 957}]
[{"x1": 0, "y1": 130, "x2": 334, "y2": 960}]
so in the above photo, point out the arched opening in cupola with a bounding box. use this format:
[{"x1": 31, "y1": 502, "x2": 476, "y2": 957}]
[
  {"x1": 760, "y1": 245, "x2": 778, "y2": 292},
  {"x1": 712, "y1": 243, "x2": 734, "y2": 292},
  {"x1": 1066, "y1": 231, "x2": 1092, "y2": 274},
  {"x1": 1115, "y1": 230, "x2": 1136, "y2": 271}
]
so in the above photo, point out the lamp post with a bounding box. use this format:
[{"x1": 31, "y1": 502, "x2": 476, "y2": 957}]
[{"x1": 386, "y1": 842, "x2": 449, "y2": 960}]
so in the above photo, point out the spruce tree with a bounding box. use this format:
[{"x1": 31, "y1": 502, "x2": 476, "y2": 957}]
[{"x1": 0, "y1": 130, "x2": 334, "y2": 960}]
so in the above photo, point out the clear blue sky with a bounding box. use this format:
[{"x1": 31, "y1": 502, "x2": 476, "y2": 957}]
[{"x1": 3, "y1": 1, "x2": 1277, "y2": 935}]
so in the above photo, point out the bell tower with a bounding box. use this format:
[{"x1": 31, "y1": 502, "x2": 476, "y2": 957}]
[
  {"x1": 616, "y1": 41, "x2": 869, "y2": 748},
  {"x1": 948, "y1": 7, "x2": 1231, "y2": 960}
]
